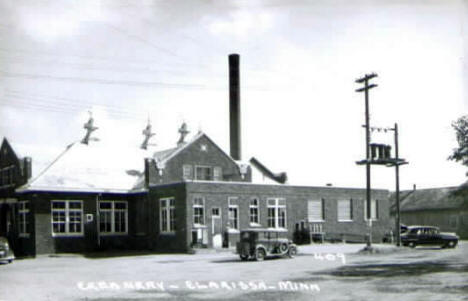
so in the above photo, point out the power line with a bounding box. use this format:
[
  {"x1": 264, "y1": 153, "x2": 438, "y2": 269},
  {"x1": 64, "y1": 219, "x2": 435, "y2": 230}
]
[
  {"x1": 6, "y1": 90, "x2": 150, "y2": 118},
  {"x1": 0, "y1": 70, "x2": 212, "y2": 89}
]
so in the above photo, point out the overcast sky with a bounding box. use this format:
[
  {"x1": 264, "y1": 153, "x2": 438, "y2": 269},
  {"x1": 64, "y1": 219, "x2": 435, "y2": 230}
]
[{"x1": 0, "y1": 0, "x2": 467, "y2": 190}]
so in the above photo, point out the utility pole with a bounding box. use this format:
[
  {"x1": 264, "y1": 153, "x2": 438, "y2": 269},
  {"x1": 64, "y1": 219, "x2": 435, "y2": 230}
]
[
  {"x1": 394, "y1": 123, "x2": 401, "y2": 246},
  {"x1": 387, "y1": 123, "x2": 407, "y2": 247},
  {"x1": 355, "y1": 73, "x2": 378, "y2": 247}
]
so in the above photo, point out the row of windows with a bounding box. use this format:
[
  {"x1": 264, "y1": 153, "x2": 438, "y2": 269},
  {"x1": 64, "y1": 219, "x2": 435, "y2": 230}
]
[
  {"x1": 191, "y1": 197, "x2": 287, "y2": 230},
  {"x1": 0, "y1": 166, "x2": 15, "y2": 187},
  {"x1": 308, "y1": 199, "x2": 379, "y2": 222},
  {"x1": 183, "y1": 165, "x2": 223, "y2": 181},
  {"x1": 16, "y1": 198, "x2": 379, "y2": 237},
  {"x1": 51, "y1": 200, "x2": 128, "y2": 236}
]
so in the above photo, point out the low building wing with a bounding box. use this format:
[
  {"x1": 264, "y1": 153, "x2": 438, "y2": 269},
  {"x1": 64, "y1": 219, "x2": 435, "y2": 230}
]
[{"x1": 17, "y1": 141, "x2": 151, "y2": 193}]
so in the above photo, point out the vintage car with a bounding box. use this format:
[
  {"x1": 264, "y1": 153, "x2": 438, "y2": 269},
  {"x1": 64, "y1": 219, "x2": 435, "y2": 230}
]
[
  {"x1": 401, "y1": 226, "x2": 459, "y2": 248},
  {"x1": 0, "y1": 237, "x2": 15, "y2": 264},
  {"x1": 236, "y1": 228, "x2": 297, "y2": 261}
]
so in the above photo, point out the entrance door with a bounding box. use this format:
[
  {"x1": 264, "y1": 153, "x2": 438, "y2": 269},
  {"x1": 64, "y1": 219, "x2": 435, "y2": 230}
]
[{"x1": 211, "y1": 207, "x2": 222, "y2": 248}]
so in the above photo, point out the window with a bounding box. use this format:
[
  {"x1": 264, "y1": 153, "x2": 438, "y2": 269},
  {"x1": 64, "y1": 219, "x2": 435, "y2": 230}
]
[
  {"x1": 267, "y1": 198, "x2": 287, "y2": 229},
  {"x1": 250, "y1": 198, "x2": 260, "y2": 225},
  {"x1": 308, "y1": 199, "x2": 325, "y2": 221},
  {"x1": 213, "y1": 167, "x2": 222, "y2": 181},
  {"x1": 228, "y1": 197, "x2": 239, "y2": 229},
  {"x1": 183, "y1": 165, "x2": 193, "y2": 180},
  {"x1": 51, "y1": 200, "x2": 83, "y2": 236},
  {"x1": 364, "y1": 199, "x2": 379, "y2": 220},
  {"x1": 195, "y1": 166, "x2": 213, "y2": 181},
  {"x1": 0, "y1": 166, "x2": 14, "y2": 187},
  {"x1": 18, "y1": 201, "x2": 29, "y2": 236},
  {"x1": 194, "y1": 166, "x2": 222, "y2": 181},
  {"x1": 338, "y1": 199, "x2": 353, "y2": 221},
  {"x1": 98, "y1": 201, "x2": 128, "y2": 235},
  {"x1": 193, "y1": 198, "x2": 205, "y2": 226},
  {"x1": 212, "y1": 207, "x2": 220, "y2": 217},
  {"x1": 160, "y1": 198, "x2": 175, "y2": 233}
]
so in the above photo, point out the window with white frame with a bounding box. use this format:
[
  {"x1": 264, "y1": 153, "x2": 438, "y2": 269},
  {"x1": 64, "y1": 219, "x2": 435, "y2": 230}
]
[
  {"x1": 308, "y1": 199, "x2": 325, "y2": 221},
  {"x1": 160, "y1": 197, "x2": 175, "y2": 233},
  {"x1": 51, "y1": 200, "x2": 83, "y2": 236},
  {"x1": 193, "y1": 197, "x2": 205, "y2": 226},
  {"x1": 338, "y1": 199, "x2": 353, "y2": 221},
  {"x1": 213, "y1": 167, "x2": 222, "y2": 181},
  {"x1": 18, "y1": 201, "x2": 29, "y2": 236},
  {"x1": 364, "y1": 199, "x2": 379, "y2": 220},
  {"x1": 195, "y1": 166, "x2": 213, "y2": 181},
  {"x1": 183, "y1": 165, "x2": 193, "y2": 180},
  {"x1": 98, "y1": 201, "x2": 128, "y2": 234},
  {"x1": 228, "y1": 197, "x2": 239, "y2": 229},
  {"x1": 249, "y1": 198, "x2": 259, "y2": 225},
  {"x1": 267, "y1": 198, "x2": 287, "y2": 228}
]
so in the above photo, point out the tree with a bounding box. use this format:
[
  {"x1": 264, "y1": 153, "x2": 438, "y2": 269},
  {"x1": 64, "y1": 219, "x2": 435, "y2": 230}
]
[{"x1": 449, "y1": 115, "x2": 468, "y2": 174}]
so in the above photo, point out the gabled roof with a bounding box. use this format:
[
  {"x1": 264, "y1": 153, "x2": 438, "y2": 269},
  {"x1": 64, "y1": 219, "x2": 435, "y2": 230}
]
[
  {"x1": 395, "y1": 185, "x2": 468, "y2": 212},
  {"x1": 152, "y1": 132, "x2": 240, "y2": 170},
  {"x1": 1, "y1": 137, "x2": 54, "y2": 178},
  {"x1": 17, "y1": 141, "x2": 151, "y2": 193}
]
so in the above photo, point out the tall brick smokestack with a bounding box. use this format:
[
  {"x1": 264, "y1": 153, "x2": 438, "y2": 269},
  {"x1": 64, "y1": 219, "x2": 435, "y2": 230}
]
[{"x1": 229, "y1": 54, "x2": 241, "y2": 161}]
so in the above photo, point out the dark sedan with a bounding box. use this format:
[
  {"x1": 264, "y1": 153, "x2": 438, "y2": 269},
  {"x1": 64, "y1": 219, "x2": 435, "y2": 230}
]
[{"x1": 401, "y1": 226, "x2": 459, "y2": 248}]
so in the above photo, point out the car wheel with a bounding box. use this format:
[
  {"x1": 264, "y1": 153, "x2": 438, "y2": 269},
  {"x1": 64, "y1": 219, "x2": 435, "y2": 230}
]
[
  {"x1": 408, "y1": 242, "x2": 416, "y2": 248},
  {"x1": 255, "y1": 248, "x2": 266, "y2": 261},
  {"x1": 288, "y1": 246, "x2": 297, "y2": 258},
  {"x1": 8, "y1": 260, "x2": 12, "y2": 264},
  {"x1": 279, "y1": 243, "x2": 288, "y2": 253},
  {"x1": 447, "y1": 241, "x2": 457, "y2": 249},
  {"x1": 239, "y1": 254, "x2": 249, "y2": 261}
]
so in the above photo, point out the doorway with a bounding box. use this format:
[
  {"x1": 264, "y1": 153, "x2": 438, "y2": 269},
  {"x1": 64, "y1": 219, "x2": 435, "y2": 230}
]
[{"x1": 211, "y1": 207, "x2": 222, "y2": 248}]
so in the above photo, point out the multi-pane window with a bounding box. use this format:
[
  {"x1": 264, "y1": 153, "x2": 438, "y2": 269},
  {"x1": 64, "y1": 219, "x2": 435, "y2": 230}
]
[
  {"x1": 99, "y1": 201, "x2": 128, "y2": 234},
  {"x1": 193, "y1": 198, "x2": 205, "y2": 226},
  {"x1": 249, "y1": 198, "x2": 259, "y2": 225},
  {"x1": 195, "y1": 166, "x2": 212, "y2": 181},
  {"x1": 183, "y1": 165, "x2": 193, "y2": 180},
  {"x1": 338, "y1": 199, "x2": 353, "y2": 221},
  {"x1": 213, "y1": 167, "x2": 222, "y2": 181},
  {"x1": 228, "y1": 197, "x2": 239, "y2": 229},
  {"x1": 160, "y1": 198, "x2": 175, "y2": 233},
  {"x1": 194, "y1": 166, "x2": 222, "y2": 181},
  {"x1": 308, "y1": 199, "x2": 325, "y2": 221},
  {"x1": 212, "y1": 207, "x2": 220, "y2": 217},
  {"x1": 0, "y1": 166, "x2": 15, "y2": 187},
  {"x1": 18, "y1": 201, "x2": 29, "y2": 236},
  {"x1": 267, "y1": 198, "x2": 287, "y2": 228},
  {"x1": 51, "y1": 200, "x2": 83, "y2": 236},
  {"x1": 364, "y1": 199, "x2": 379, "y2": 220}
]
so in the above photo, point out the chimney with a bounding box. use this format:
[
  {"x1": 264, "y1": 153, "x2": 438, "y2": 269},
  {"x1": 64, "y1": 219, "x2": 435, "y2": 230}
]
[
  {"x1": 23, "y1": 157, "x2": 32, "y2": 182},
  {"x1": 229, "y1": 54, "x2": 241, "y2": 161},
  {"x1": 144, "y1": 158, "x2": 152, "y2": 188}
]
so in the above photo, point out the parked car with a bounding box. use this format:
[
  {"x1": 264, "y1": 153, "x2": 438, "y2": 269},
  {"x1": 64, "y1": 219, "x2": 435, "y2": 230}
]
[
  {"x1": 382, "y1": 224, "x2": 408, "y2": 243},
  {"x1": 0, "y1": 237, "x2": 15, "y2": 264},
  {"x1": 236, "y1": 228, "x2": 297, "y2": 261},
  {"x1": 401, "y1": 226, "x2": 459, "y2": 248}
]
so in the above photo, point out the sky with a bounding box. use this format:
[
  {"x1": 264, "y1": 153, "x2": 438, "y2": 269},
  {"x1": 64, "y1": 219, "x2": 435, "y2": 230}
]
[{"x1": 0, "y1": 0, "x2": 467, "y2": 190}]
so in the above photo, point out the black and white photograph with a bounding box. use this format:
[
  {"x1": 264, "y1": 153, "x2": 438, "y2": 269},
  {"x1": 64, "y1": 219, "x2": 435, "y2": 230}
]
[{"x1": 0, "y1": 1, "x2": 467, "y2": 300}]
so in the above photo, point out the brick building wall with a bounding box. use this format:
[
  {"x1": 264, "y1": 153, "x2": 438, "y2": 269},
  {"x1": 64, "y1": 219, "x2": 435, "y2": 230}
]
[
  {"x1": 18, "y1": 192, "x2": 148, "y2": 255},
  {"x1": 147, "y1": 182, "x2": 391, "y2": 251},
  {"x1": 150, "y1": 135, "x2": 251, "y2": 185}
]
